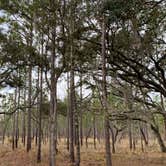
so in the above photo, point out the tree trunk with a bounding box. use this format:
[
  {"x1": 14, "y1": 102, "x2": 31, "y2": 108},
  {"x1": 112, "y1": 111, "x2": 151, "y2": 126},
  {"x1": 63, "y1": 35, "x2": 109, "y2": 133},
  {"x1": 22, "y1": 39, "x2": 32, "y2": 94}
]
[
  {"x1": 69, "y1": 1, "x2": 75, "y2": 161},
  {"x1": 75, "y1": 101, "x2": 80, "y2": 166},
  {"x1": 133, "y1": 133, "x2": 136, "y2": 151},
  {"x1": 93, "y1": 115, "x2": 96, "y2": 149},
  {"x1": 22, "y1": 83, "x2": 26, "y2": 146},
  {"x1": 49, "y1": 27, "x2": 57, "y2": 166},
  {"x1": 67, "y1": 72, "x2": 70, "y2": 151},
  {"x1": 85, "y1": 128, "x2": 92, "y2": 148},
  {"x1": 80, "y1": 73, "x2": 83, "y2": 147},
  {"x1": 69, "y1": 68, "x2": 75, "y2": 162},
  {"x1": 161, "y1": 94, "x2": 166, "y2": 140},
  {"x1": 2, "y1": 116, "x2": 6, "y2": 144},
  {"x1": 35, "y1": 128, "x2": 38, "y2": 146},
  {"x1": 140, "y1": 127, "x2": 148, "y2": 146},
  {"x1": 49, "y1": 82, "x2": 57, "y2": 166},
  {"x1": 128, "y1": 120, "x2": 133, "y2": 151},
  {"x1": 101, "y1": 16, "x2": 112, "y2": 166},
  {"x1": 37, "y1": 67, "x2": 43, "y2": 162},
  {"x1": 140, "y1": 130, "x2": 144, "y2": 152},
  {"x1": 15, "y1": 87, "x2": 20, "y2": 148},
  {"x1": 151, "y1": 124, "x2": 166, "y2": 152},
  {"x1": 164, "y1": 117, "x2": 166, "y2": 140},
  {"x1": 27, "y1": 65, "x2": 32, "y2": 152},
  {"x1": 12, "y1": 112, "x2": 16, "y2": 150},
  {"x1": 12, "y1": 88, "x2": 17, "y2": 150},
  {"x1": 97, "y1": 127, "x2": 101, "y2": 144},
  {"x1": 109, "y1": 126, "x2": 115, "y2": 154},
  {"x1": 72, "y1": 71, "x2": 80, "y2": 165}
]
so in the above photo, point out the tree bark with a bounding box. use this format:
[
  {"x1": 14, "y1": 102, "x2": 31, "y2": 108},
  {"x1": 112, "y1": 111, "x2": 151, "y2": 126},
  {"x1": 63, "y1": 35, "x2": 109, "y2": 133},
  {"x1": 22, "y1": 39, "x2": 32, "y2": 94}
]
[
  {"x1": 75, "y1": 99, "x2": 80, "y2": 166},
  {"x1": 109, "y1": 125, "x2": 115, "y2": 154},
  {"x1": 160, "y1": 94, "x2": 166, "y2": 140},
  {"x1": 27, "y1": 65, "x2": 32, "y2": 152},
  {"x1": 93, "y1": 115, "x2": 96, "y2": 149},
  {"x1": 101, "y1": 16, "x2": 112, "y2": 166},
  {"x1": 80, "y1": 73, "x2": 83, "y2": 146},
  {"x1": 37, "y1": 67, "x2": 43, "y2": 162},
  {"x1": 67, "y1": 72, "x2": 70, "y2": 151},
  {"x1": 12, "y1": 112, "x2": 16, "y2": 150},
  {"x1": 151, "y1": 124, "x2": 166, "y2": 152},
  {"x1": 12, "y1": 93, "x2": 17, "y2": 150},
  {"x1": 140, "y1": 127, "x2": 148, "y2": 146},
  {"x1": 12, "y1": 88, "x2": 17, "y2": 150},
  {"x1": 69, "y1": 68, "x2": 75, "y2": 162},
  {"x1": 49, "y1": 27, "x2": 57, "y2": 166},
  {"x1": 128, "y1": 120, "x2": 133, "y2": 151},
  {"x1": 22, "y1": 79, "x2": 26, "y2": 146},
  {"x1": 15, "y1": 87, "x2": 20, "y2": 148},
  {"x1": 69, "y1": 0, "x2": 75, "y2": 162},
  {"x1": 85, "y1": 128, "x2": 92, "y2": 148}
]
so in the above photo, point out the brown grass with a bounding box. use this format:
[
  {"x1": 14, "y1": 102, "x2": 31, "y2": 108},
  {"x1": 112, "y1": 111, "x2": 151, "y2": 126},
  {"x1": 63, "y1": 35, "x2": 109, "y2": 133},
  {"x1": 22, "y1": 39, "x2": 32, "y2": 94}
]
[{"x1": 0, "y1": 138, "x2": 166, "y2": 166}]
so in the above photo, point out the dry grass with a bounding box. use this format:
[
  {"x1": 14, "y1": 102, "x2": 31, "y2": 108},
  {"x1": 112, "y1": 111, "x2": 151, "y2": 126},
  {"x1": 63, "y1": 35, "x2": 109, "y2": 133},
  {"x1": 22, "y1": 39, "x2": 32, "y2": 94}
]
[{"x1": 0, "y1": 138, "x2": 166, "y2": 166}]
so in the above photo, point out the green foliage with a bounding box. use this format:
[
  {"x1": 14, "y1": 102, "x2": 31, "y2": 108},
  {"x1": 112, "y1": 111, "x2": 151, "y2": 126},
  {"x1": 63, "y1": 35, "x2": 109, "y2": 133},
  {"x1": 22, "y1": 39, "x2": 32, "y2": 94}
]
[
  {"x1": 104, "y1": 0, "x2": 144, "y2": 21},
  {"x1": 40, "y1": 100, "x2": 67, "y2": 117}
]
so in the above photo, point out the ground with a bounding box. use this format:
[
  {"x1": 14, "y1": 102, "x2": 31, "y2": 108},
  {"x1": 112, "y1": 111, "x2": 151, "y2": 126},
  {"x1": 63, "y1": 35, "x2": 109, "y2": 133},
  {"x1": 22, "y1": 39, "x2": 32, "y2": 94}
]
[{"x1": 0, "y1": 139, "x2": 166, "y2": 166}]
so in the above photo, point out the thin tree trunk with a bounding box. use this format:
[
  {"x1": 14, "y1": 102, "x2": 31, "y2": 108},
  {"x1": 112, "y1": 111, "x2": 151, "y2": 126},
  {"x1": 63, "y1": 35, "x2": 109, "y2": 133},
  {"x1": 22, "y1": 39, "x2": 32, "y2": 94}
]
[
  {"x1": 140, "y1": 130, "x2": 144, "y2": 152},
  {"x1": 101, "y1": 16, "x2": 112, "y2": 166},
  {"x1": 49, "y1": 27, "x2": 57, "y2": 166},
  {"x1": 128, "y1": 120, "x2": 133, "y2": 151},
  {"x1": 69, "y1": 1, "x2": 75, "y2": 161},
  {"x1": 35, "y1": 128, "x2": 38, "y2": 146},
  {"x1": 97, "y1": 127, "x2": 101, "y2": 144},
  {"x1": 85, "y1": 128, "x2": 92, "y2": 148},
  {"x1": 27, "y1": 65, "x2": 32, "y2": 152},
  {"x1": 27, "y1": 21, "x2": 33, "y2": 152},
  {"x1": 151, "y1": 124, "x2": 166, "y2": 152},
  {"x1": 69, "y1": 68, "x2": 75, "y2": 162},
  {"x1": 93, "y1": 115, "x2": 96, "y2": 149},
  {"x1": 67, "y1": 72, "x2": 70, "y2": 151},
  {"x1": 161, "y1": 94, "x2": 166, "y2": 140},
  {"x1": 12, "y1": 112, "x2": 16, "y2": 150},
  {"x1": 80, "y1": 73, "x2": 83, "y2": 147},
  {"x1": 37, "y1": 67, "x2": 43, "y2": 162},
  {"x1": 75, "y1": 98, "x2": 80, "y2": 166},
  {"x1": 35, "y1": 68, "x2": 40, "y2": 147},
  {"x1": 140, "y1": 127, "x2": 148, "y2": 146},
  {"x1": 72, "y1": 67, "x2": 80, "y2": 165},
  {"x1": 133, "y1": 133, "x2": 136, "y2": 151},
  {"x1": 164, "y1": 118, "x2": 166, "y2": 140},
  {"x1": 109, "y1": 125, "x2": 115, "y2": 154},
  {"x1": 15, "y1": 87, "x2": 20, "y2": 148},
  {"x1": 12, "y1": 88, "x2": 17, "y2": 150},
  {"x1": 2, "y1": 116, "x2": 6, "y2": 144},
  {"x1": 144, "y1": 124, "x2": 149, "y2": 145},
  {"x1": 22, "y1": 79, "x2": 26, "y2": 146}
]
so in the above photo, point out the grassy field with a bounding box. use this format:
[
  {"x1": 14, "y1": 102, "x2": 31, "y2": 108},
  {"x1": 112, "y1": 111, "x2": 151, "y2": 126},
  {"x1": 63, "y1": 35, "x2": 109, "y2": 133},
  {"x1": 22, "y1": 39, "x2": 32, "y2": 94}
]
[{"x1": 0, "y1": 139, "x2": 166, "y2": 166}]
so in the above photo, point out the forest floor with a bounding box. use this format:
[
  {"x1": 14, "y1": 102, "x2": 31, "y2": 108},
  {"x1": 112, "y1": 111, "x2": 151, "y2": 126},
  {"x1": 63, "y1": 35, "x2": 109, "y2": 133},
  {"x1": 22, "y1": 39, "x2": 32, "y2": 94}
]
[{"x1": 0, "y1": 139, "x2": 166, "y2": 166}]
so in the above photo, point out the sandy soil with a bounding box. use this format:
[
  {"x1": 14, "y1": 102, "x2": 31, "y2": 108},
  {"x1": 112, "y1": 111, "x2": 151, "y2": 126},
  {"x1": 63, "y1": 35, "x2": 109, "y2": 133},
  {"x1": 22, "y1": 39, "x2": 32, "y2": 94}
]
[{"x1": 0, "y1": 139, "x2": 166, "y2": 166}]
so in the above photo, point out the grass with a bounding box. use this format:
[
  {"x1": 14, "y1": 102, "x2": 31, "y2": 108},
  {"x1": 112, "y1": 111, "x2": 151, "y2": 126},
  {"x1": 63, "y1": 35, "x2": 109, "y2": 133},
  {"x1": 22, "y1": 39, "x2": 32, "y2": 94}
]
[{"x1": 0, "y1": 138, "x2": 166, "y2": 166}]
